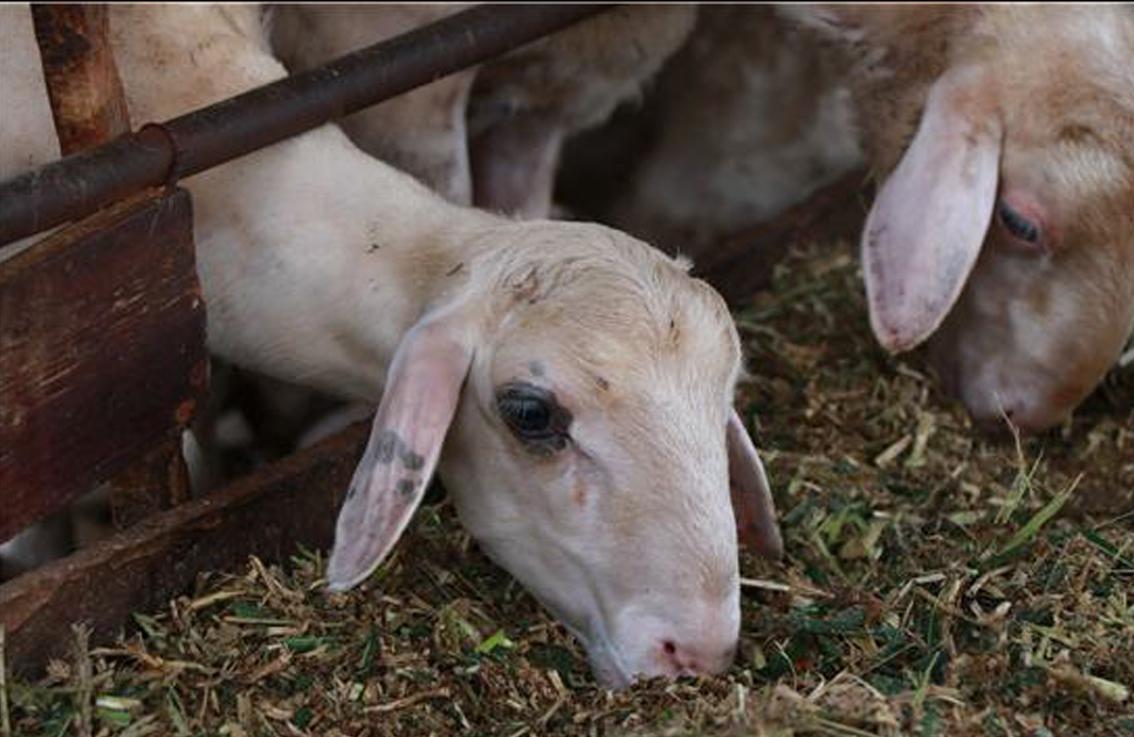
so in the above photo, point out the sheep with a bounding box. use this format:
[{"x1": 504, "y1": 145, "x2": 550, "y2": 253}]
[
  {"x1": 601, "y1": 5, "x2": 863, "y2": 256},
  {"x1": 251, "y1": 3, "x2": 698, "y2": 470},
  {"x1": 780, "y1": 4, "x2": 1134, "y2": 433},
  {"x1": 1, "y1": 4, "x2": 783, "y2": 687},
  {"x1": 268, "y1": 3, "x2": 697, "y2": 218}
]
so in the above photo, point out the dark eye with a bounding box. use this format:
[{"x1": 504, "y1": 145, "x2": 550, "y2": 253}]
[
  {"x1": 500, "y1": 391, "x2": 551, "y2": 435},
  {"x1": 496, "y1": 382, "x2": 570, "y2": 450},
  {"x1": 997, "y1": 199, "x2": 1041, "y2": 244}
]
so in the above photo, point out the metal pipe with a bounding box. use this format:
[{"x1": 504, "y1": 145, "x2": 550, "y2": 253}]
[{"x1": 1, "y1": 4, "x2": 614, "y2": 246}]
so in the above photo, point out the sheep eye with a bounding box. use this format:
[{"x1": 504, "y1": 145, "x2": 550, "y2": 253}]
[
  {"x1": 496, "y1": 382, "x2": 569, "y2": 450},
  {"x1": 997, "y1": 199, "x2": 1040, "y2": 244},
  {"x1": 500, "y1": 391, "x2": 551, "y2": 434}
]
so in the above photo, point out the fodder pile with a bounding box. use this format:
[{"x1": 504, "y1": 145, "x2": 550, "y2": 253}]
[{"x1": 8, "y1": 235, "x2": 1132, "y2": 737}]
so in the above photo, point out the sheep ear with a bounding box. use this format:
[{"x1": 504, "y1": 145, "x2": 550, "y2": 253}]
[
  {"x1": 727, "y1": 410, "x2": 783, "y2": 560},
  {"x1": 863, "y1": 65, "x2": 1002, "y2": 352},
  {"x1": 326, "y1": 309, "x2": 476, "y2": 591}
]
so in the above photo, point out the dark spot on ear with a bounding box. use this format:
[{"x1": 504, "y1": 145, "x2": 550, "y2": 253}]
[
  {"x1": 396, "y1": 478, "x2": 416, "y2": 497},
  {"x1": 595, "y1": 375, "x2": 610, "y2": 391},
  {"x1": 445, "y1": 262, "x2": 464, "y2": 276},
  {"x1": 400, "y1": 449, "x2": 425, "y2": 471},
  {"x1": 345, "y1": 485, "x2": 358, "y2": 500},
  {"x1": 373, "y1": 429, "x2": 404, "y2": 465},
  {"x1": 366, "y1": 242, "x2": 381, "y2": 253},
  {"x1": 528, "y1": 361, "x2": 545, "y2": 377}
]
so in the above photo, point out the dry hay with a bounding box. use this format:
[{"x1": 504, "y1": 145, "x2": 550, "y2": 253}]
[{"x1": 6, "y1": 234, "x2": 1132, "y2": 737}]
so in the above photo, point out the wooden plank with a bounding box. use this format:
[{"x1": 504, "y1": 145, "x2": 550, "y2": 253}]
[
  {"x1": 31, "y1": 3, "x2": 196, "y2": 528},
  {"x1": 0, "y1": 423, "x2": 368, "y2": 675},
  {"x1": 696, "y1": 169, "x2": 871, "y2": 306},
  {"x1": 0, "y1": 188, "x2": 207, "y2": 544},
  {"x1": 31, "y1": 4, "x2": 131, "y2": 155},
  {"x1": 107, "y1": 435, "x2": 192, "y2": 529}
]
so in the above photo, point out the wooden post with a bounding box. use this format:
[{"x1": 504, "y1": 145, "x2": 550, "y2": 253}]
[
  {"x1": 29, "y1": 4, "x2": 200, "y2": 527},
  {"x1": 0, "y1": 190, "x2": 207, "y2": 544},
  {"x1": 107, "y1": 437, "x2": 193, "y2": 529},
  {"x1": 30, "y1": 4, "x2": 130, "y2": 155}
]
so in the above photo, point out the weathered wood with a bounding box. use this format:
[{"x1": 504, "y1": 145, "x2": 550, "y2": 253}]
[
  {"x1": 0, "y1": 188, "x2": 207, "y2": 544},
  {"x1": 697, "y1": 169, "x2": 871, "y2": 306},
  {"x1": 0, "y1": 423, "x2": 368, "y2": 675},
  {"x1": 31, "y1": 3, "x2": 196, "y2": 528},
  {"x1": 31, "y1": 4, "x2": 130, "y2": 155},
  {"x1": 108, "y1": 436, "x2": 192, "y2": 530}
]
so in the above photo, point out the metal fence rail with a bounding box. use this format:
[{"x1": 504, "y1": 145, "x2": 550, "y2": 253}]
[{"x1": 0, "y1": 4, "x2": 613, "y2": 246}]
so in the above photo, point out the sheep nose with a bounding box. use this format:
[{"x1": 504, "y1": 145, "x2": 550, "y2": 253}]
[{"x1": 658, "y1": 637, "x2": 736, "y2": 677}]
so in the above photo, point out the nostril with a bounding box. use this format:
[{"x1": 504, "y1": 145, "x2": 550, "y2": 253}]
[{"x1": 659, "y1": 640, "x2": 706, "y2": 675}]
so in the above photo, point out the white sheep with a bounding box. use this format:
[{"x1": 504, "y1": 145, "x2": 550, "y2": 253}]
[
  {"x1": 603, "y1": 5, "x2": 863, "y2": 255},
  {"x1": 269, "y1": 3, "x2": 697, "y2": 218},
  {"x1": 1, "y1": 4, "x2": 782, "y2": 687},
  {"x1": 782, "y1": 4, "x2": 1134, "y2": 432},
  {"x1": 242, "y1": 3, "x2": 699, "y2": 470}
]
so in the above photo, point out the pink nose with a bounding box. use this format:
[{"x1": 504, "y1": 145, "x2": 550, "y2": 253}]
[{"x1": 658, "y1": 638, "x2": 736, "y2": 677}]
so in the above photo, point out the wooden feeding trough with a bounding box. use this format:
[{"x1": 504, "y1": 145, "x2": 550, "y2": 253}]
[{"x1": 0, "y1": 3, "x2": 867, "y2": 677}]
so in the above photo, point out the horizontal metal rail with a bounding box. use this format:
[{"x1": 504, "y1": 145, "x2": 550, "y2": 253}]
[{"x1": 0, "y1": 4, "x2": 613, "y2": 246}]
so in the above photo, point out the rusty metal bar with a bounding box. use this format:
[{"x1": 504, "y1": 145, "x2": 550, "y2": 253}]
[
  {"x1": 0, "y1": 4, "x2": 613, "y2": 246},
  {"x1": 31, "y1": 4, "x2": 130, "y2": 155}
]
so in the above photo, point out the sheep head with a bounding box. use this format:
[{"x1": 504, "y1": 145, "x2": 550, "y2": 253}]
[
  {"x1": 786, "y1": 5, "x2": 1134, "y2": 432},
  {"x1": 328, "y1": 221, "x2": 783, "y2": 688}
]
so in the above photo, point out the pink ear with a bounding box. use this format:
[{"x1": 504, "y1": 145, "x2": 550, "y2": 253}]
[
  {"x1": 862, "y1": 65, "x2": 1002, "y2": 353},
  {"x1": 727, "y1": 410, "x2": 783, "y2": 560},
  {"x1": 326, "y1": 313, "x2": 474, "y2": 591}
]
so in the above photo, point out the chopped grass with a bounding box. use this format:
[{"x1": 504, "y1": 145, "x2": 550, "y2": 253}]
[{"x1": 7, "y1": 236, "x2": 1133, "y2": 736}]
